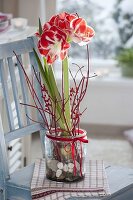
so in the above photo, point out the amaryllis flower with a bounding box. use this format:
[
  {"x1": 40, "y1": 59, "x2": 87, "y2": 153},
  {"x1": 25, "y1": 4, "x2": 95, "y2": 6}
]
[
  {"x1": 48, "y1": 12, "x2": 78, "y2": 36},
  {"x1": 38, "y1": 26, "x2": 70, "y2": 64},
  {"x1": 70, "y1": 17, "x2": 95, "y2": 46},
  {"x1": 36, "y1": 12, "x2": 94, "y2": 63},
  {"x1": 46, "y1": 12, "x2": 95, "y2": 45}
]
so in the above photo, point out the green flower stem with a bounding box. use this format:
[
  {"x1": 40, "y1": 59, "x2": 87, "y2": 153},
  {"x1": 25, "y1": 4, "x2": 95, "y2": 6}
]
[{"x1": 62, "y1": 56, "x2": 71, "y2": 129}]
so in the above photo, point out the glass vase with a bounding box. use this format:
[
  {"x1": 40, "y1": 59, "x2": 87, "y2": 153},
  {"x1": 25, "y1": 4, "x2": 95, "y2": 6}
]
[{"x1": 45, "y1": 129, "x2": 88, "y2": 182}]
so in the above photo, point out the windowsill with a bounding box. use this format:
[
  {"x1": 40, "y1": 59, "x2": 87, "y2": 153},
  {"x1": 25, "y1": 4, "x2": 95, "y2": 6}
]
[
  {"x1": 54, "y1": 57, "x2": 117, "y2": 80},
  {"x1": 54, "y1": 61, "x2": 133, "y2": 88}
]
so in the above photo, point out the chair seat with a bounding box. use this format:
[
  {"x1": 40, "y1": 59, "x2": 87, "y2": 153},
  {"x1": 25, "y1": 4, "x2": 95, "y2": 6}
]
[{"x1": 7, "y1": 164, "x2": 34, "y2": 200}]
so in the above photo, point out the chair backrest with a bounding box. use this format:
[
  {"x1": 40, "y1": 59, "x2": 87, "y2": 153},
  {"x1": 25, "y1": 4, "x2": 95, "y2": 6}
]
[{"x1": 0, "y1": 37, "x2": 45, "y2": 186}]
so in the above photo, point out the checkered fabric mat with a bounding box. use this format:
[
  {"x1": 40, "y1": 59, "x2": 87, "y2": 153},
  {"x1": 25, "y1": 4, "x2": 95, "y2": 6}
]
[{"x1": 31, "y1": 159, "x2": 110, "y2": 200}]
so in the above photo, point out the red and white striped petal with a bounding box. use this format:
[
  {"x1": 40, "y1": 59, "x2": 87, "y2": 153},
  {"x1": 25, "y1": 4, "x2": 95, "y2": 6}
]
[{"x1": 37, "y1": 12, "x2": 95, "y2": 63}]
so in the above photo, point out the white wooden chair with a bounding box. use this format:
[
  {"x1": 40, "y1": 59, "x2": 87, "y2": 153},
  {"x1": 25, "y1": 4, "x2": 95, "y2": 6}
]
[{"x1": 0, "y1": 37, "x2": 45, "y2": 200}]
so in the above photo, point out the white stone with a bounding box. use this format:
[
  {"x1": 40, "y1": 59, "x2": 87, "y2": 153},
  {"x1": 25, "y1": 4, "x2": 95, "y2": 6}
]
[
  {"x1": 47, "y1": 159, "x2": 58, "y2": 172},
  {"x1": 68, "y1": 163, "x2": 74, "y2": 169},
  {"x1": 63, "y1": 164, "x2": 68, "y2": 172},
  {"x1": 56, "y1": 169, "x2": 62, "y2": 177},
  {"x1": 68, "y1": 168, "x2": 73, "y2": 173},
  {"x1": 57, "y1": 162, "x2": 63, "y2": 169}
]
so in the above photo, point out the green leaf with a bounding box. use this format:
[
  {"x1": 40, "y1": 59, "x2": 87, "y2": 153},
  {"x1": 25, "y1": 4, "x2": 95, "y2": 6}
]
[
  {"x1": 39, "y1": 18, "x2": 43, "y2": 35},
  {"x1": 48, "y1": 65, "x2": 61, "y2": 99},
  {"x1": 33, "y1": 49, "x2": 48, "y2": 87},
  {"x1": 48, "y1": 65, "x2": 67, "y2": 129},
  {"x1": 43, "y1": 57, "x2": 48, "y2": 72},
  {"x1": 33, "y1": 49, "x2": 67, "y2": 131},
  {"x1": 33, "y1": 49, "x2": 55, "y2": 101}
]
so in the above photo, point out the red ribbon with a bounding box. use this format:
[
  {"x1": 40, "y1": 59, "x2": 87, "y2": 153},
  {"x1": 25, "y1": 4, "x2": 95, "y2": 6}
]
[{"x1": 46, "y1": 130, "x2": 88, "y2": 176}]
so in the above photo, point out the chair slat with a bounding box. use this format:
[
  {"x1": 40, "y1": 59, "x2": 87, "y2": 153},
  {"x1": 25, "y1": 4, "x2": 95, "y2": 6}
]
[
  {"x1": 0, "y1": 60, "x2": 15, "y2": 131},
  {"x1": 29, "y1": 50, "x2": 46, "y2": 154},
  {"x1": 0, "y1": 37, "x2": 35, "y2": 59},
  {"x1": 17, "y1": 55, "x2": 30, "y2": 125},
  {"x1": 7, "y1": 57, "x2": 23, "y2": 128},
  {"x1": 29, "y1": 51, "x2": 43, "y2": 121},
  {"x1": 0, "y1": 115, "x2": 9, "y2": 180},
  {"x1": 5, "y1": 123, "x2": 43, "y2": 143}
]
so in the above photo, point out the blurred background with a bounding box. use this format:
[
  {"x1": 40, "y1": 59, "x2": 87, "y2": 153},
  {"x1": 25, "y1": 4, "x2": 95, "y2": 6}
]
[{"x1": 0, "y1": 0, "x2": 133, "y2": 173}]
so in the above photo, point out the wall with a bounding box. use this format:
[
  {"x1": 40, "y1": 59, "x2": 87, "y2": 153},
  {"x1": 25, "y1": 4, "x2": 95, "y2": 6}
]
[
  {"x1": 45, "y1": 0, "x2": 56, "y2": 21},
  {"x1": 81, "y1": 77, "x2": 133, "y2": 134},
  {"x1": 18, "y1": 0, "x2": 56, "y2": 26},
  {"x1": 18, "y1": 0, "x2": 41, "y2": 26},
  {"x1": 0, "y1": 0, "x2": 52, "y2": 26},
  {"x1": 0, "y1": 0, "x2": 18, "y2": 17},
  {"x1": 56, "y1": 71, "x2": 133, "y2": 134},
  {"x1": 81, "y1": 79, "x2": 133, "y2": 126}
]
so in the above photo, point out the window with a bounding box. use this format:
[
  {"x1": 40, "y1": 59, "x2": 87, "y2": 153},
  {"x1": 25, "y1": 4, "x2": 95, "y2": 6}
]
[
  {"x1": 56, "y1": 0, "x2": 133, "y2": 60},
  {"x1": 57, "y1": 0, "x2": 118, "y2": 60},
  {"x1": 44, "y1": 0, "x2": 133, "y2": 76}
]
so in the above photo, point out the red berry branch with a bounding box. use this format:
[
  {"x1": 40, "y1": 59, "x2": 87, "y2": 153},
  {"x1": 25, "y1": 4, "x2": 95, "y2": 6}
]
[{"x1": 14, "y1": 44, "x2": 96, "y2": 136}]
